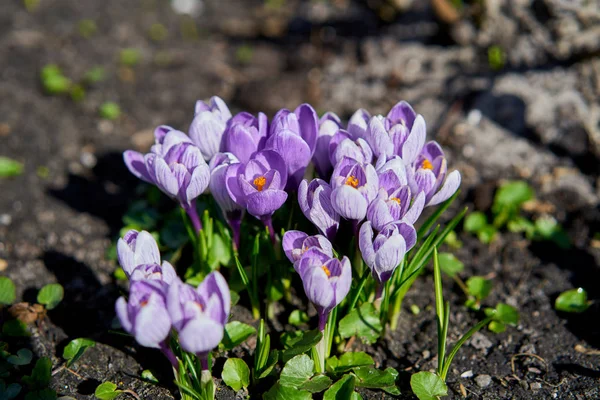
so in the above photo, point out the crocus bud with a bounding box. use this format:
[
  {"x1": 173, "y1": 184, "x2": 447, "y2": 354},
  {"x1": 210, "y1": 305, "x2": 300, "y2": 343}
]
[
  {"x1": 129, "y1": 262, "x2": 177, "y2": 285},
  {"x1": 115, "y1": 280, "x2": 172, "y2": 348},
  {"x1": 298, "y1": 179, "x2": 340, "y2": 240},
  {"x1": 225, "y1": 150, "x2": 288, "y2": 220},
  {"x1": 330, "y1": 157, "x2": 378, "y2": 223},
  {"x1": 189, "y1": 96, "x2": 232, "y2": 161},
  {"x1": 359, "y1": 220, "x2": 417, "y2": 284},
  {"x1": 117, "y1": 230, "x2": 161, "y2": 276},
  {"x1": 313, "y1": 112, "x2": 341, "y2": 178},
  {"x1": 221, "y1": 112, "x2": 268, "y2": 163},
  {"x1": 167, "y1": 272, "x2": 230, "y2": 357},
  {"x1": 266, "y1": 104, "x2": 318, "y2": 191},
  {"x1": 329, "y1": 129, "x2": 373, "y2": 165},
  {"x1": 408, "y1": 141, "x2": 461, "y2": 207},
  {"x1": 347, "y1": 108, "x2": 370, "y2": 140},
  {"x1": 282, "y1": 230, "x2": 333, "y2": 267},
  {"x1": 300, "y1": 255, "x2": 352, "y2": 330}
]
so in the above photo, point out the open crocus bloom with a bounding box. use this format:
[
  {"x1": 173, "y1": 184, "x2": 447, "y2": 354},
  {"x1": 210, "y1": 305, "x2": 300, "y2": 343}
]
[{"x1": 330, "y1": 157, "x2": 378, "y2": 222}]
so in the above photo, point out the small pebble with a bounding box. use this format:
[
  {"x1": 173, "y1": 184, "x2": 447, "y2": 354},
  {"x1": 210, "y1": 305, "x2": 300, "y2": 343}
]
[
  {"x1": 461, "y1": 370, "x2": 474, "y2": 378},
  {"x1": 519, "y1": 380, "x2": 529, "y2": 390},
  {"x1": 470, "y1": 332, "x2": 493, "y2": 351},
  {"x1": 530, "y1": 382, "x2": 542, "y2": 391},
  {"x1": 0, "y1": 214, "x2": 12, "y2": 226},
  {"x1": 475, "y1": 374, "x2": 492, "y2": 388}
]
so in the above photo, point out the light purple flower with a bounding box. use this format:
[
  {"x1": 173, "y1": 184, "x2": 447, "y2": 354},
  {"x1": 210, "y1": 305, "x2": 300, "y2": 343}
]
[
  {"x1": 282, "y1": 230, "x2": 333, "y2": 267},
  {"x1": 298, "y1": 179, "x2": 340, "y2": 240},
  {"x1": 347, "y1": 108, "x2": 370, "y2": 140},
  {"x1": 330, "y1": 157, "x2": 378, "y2": 222},
  {"x1": 313, "y1": 112, "x2": 342, "y2": 178},
  {"x1": 189, "y1": 96, "x2": 232, "y2": 160},
  {"x1": 221, "y1": 112, "x2": 268, "y2": 164},
  {"x1": 117, "y1": 230, "x2": 161, "y2": 276},
  {"x1": 116, "y1": 280, "x2": 171, "y2": 348},
  {"x1": 408, "y1": 141, "x2": 461, "y2": 206},
  {"x1": 300, "y1": 255, "x2": 352, "y2": 330},
  {"x1": 265, "y1": 104, "x2": 318, "y2": 191},
  {"x1": 123, "y1": 130, "x2": 211, "y2": 211},
  {"x1": 359, "y1": 220, "x2": 417, "y2": 284},
  {"x1": 225, "y1": 150, "x2": 288, "y2": 220},
  {"x1": 329, "y1": 129, "x2": 373, "y2": 165},
  {"x1": 167, "y1": 272, "x2": 230, "y2": 357},
  {"x1": 129, "y1": 262, "x2": 177, "y2": 285}
]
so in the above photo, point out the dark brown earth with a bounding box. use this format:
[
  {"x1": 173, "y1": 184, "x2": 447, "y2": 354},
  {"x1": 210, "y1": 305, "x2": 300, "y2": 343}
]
[{"x1": 1, "y1": 0, "x2": 599, "y2": 399}]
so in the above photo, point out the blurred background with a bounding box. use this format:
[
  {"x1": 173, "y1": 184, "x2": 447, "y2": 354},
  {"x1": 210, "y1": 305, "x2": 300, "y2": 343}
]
[{"x1": 1, "y1": 0, "x2": 599, "y2": 398}]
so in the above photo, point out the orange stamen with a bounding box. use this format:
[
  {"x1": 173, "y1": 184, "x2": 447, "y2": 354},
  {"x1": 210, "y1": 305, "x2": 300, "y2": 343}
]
[
  {"x1": 390, "y1": 197, "x2": 401, "y2": 205},
  {"x1": 422, "y1": 159, "x2": 433, "y2": 170},
  {"x1": 140, "y1": 300, "x2": 149, "y2": 307},
  {"x1": 253, "y1": 176, "x2": 267, "y2": 191},
  {"x1": 345, "y1": 175, "x2": 359, "y2": 188},
  {"x1": 321, "y1": 265, "x2": 331, "y2": 277}
]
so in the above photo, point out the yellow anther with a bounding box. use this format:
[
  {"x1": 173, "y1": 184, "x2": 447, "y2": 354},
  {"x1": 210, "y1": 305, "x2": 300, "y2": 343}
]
[
  {"x1": 321, "y1": 265, "x2": 331, "y2": 277},
  {"x1": 345, "y1": 175, "x2": 359, "y2": 188},
  {"x1": 422, "y1": 159, "x2": 433, "y2": 170},
  {"x1": 253, "y1": 176, "x2": 267, "y2": 191},
  {"x1": 390, "y1": 197, "x2": 401, "y2": 205}
]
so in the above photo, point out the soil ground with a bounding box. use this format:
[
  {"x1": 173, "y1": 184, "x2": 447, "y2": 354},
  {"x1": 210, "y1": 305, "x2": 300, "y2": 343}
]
[{"x1": 1, "y1": 0, "x2": 599, "y2": 399}]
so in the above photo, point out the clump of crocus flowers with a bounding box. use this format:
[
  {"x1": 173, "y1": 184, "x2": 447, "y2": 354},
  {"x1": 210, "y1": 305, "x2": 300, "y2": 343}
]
[{"x1": 118, "y1": 97, "x2": 460, "y2": 398}]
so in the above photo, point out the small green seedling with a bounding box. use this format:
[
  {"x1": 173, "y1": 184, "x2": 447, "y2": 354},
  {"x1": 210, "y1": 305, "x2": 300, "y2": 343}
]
[
  {"x1": 37, "y1": 283, "x2": 64, "y2": 310},
  {"x1": 63, "y1": 338, "x2": 96, "y2": 367},
  {"x1": 99, "y1": 102, "x2": 121, "y2": 120},
  {"x1": 119, "y1": 49, "x2": 141, "y2": 67},
  {"x1": 77, "y1": 19, "x2": 98, "y2": 38},
  {"x1": 222, "y1": 358, "x2": 250, "y2": 392},
  {"x1": 0, "y1": 157, "x2": 24, "y2": 178},
  {"x1": 149, "y1": 23, "x2": 168, "y2": 41},
  {"x1": 0, "y1": 276, "x2": 16, "y2": 304},
  {"x1": 555, "y1": 288, "x2": 591, "y2": 313},
  {"x1": 40, "y1": 65, "x2": 72, "y2": 95},
  {"x1": 235, "y1": 45, "x2": 254, "y2": 64}
]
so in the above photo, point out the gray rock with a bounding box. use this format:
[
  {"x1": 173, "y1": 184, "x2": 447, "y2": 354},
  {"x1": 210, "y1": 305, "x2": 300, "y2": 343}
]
[
  {"x1": 475, "y1": 374, "x2": 492, "y2": 388},
  {"x1": 470, "y1": 332, "x2": 493, "y2": 352}
]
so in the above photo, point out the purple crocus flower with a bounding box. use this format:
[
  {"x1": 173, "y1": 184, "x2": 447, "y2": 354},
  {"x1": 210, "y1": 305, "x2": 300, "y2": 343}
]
[
  {"x1": 117, "y1": 230, "x2": 161, "y2": 276},
  {"x1": 115, "y1": 280, "x2": 172, "y2": 349},
  {"x1": 282, "y1": 230, "x2": 333, "y2": 267},
  {"x1": 189, "y1": 96, "x2": 232, "y2": 161},
  {"x1": 347, "y1": 108, "x2": 370, "y2": 140},
  {"x1": 329, "y1": 129, "x2": 373, "y2": 165},
  {"x1": 265, "y1": 104, "x2": 318, "y2": 191},
  {"x1": 330, "y1": 157, "x2": 379, "y2": 224},
  {"x1": 408, "y1": 141, "x2": 461, "y2": 206},
  {"x1": 225, "y1": 150, "x2": 288, "y2": 240},
  {"x1": 359, "y1": 220, "x2": 417, "y2": 287},
  {"x1": 167, "y1": 272, "x2": 230, "y2": 363},
  {"x1": 123, "y1": 129, "x2": 210, "y2": 231},
  {"x1": 364, "y1": 101, "x2": 426, "y2": 162},
  {"x1": 209, "y1": 152, "x2": 244, "y2": 248},
  {"x1": 313, "y1": 112, "x2": 342, "y2": 178},
  {"x1": 129, "y1": 262, "x2": 177, "y2": 285},
  {"x1": 221, "y1": 112, "x2": 268, "y2": 164},
  {"x1": 366, "y1": 157, "x2": 425, "y2": 231},
  {"x1": 298, "y1": 179, "x2": 340, "y2": 240},
  {"x1": 300, "y1": 255, "x2": 352, "y2": 330}
]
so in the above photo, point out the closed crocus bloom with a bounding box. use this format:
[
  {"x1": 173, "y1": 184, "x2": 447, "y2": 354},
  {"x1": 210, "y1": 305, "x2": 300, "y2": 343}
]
[
  {"x1": 115, "y1": 280, "x2": 171, "y2": 349},
  {"x1": 189, "y1": 96, "x2": 232, "y2": 161},
  {"x1": 266, "y1": 104, "x2": 318, "y2": 191},
  {"x1": 330, "y1": 157, "x2": 378, "y2": 223},
  {"x1": 225, "y1": 150, "x2": 288, "y2": 227},
  {"x1": 301, "y1": 256, "x2": 352, "y2": 330},
  {"x1": 167, "y1": 272, "x2": 230, "y2": 358},
  {"x1": 129, "y1": 261, "x2": 177, "y2": 285},
  {"x1": 329, "y1": 129, "x2": 373, "y2": 165},
  {"x1": 209, "y1": 152, "x2": 244, "y2": 248},
  {"x1": 117, "y1": 230, "x2": 161, "y2": 275},
  {"x1": 313, "y1": 112, "x2": 342, "y2": 178},
  {"x1": 221, "y1": 112, "x2": 268, "y2": 164},
  {"x1": 359, "y1": 220, "x2": 417, "y2": 285},
  {"x1": 282, "y1": 230, "x2": 333, "y2": 266},
  {"x1": 408, "y1": 141, "x2": 461, "y2": 207},
  {"x1": 298, "y1": 179, "x2": 340, "y2": 240},
  {"x1": 347, "y1": 108, "x2": 370, "y2": 140}
]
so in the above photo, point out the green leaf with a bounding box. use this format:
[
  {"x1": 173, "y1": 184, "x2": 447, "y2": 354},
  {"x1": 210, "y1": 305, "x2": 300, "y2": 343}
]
[
  {"x1": 353, "y1": 366, "x2": 398, "y2": 389},
  {"x1": 257, "y1": 350, "x2": 279, "y2": 379},
  {"x1": 37, "y1": 283, "x2": 64, "y2": 310},
  {"x1": 7, "y1": 348, "x2": 33, "y2": 365},
  {"x1": 113, "y1": 267, "x2": 127, "y2": 281},
  {"x1": 2, "y1": 319, "x2": 30, "y2": 337},
  {"x1": 437, "y1": 253, "x2": 464, "y2": 277},
  {"x1": 282, "y1": 330, "x2": 323, "y2": 361},
  {"x1": 280, "y1": 354, "x2": 314, "y2": 388},
  {"x1": 22, "y1": 357, "x2": 52, "y2": 389},
  {"x1": 99, "y1": 102, "x2": 121, "y2": 120},
  {"x1": 94, "y1": 382, "x2": 122, "y2": 400},
  {"x1": 326, "y1": 352, "x2": 374, "y2": 374},
  {"x1": 338, "y1": 303, "x2": 382, "y2": 344},
  {"x1": 207, "y1": 232, "x2": 231, "y2": 269},
  {"x1": 0, "y1": 277, "x2": 16, "y2": 304},
  {"x1": 119, "y1": 48, "x2": 141, "y2": 66},
  {"x1": 494, "y1": 303, "x2": 519, "y2": 325},
  {"x1": 464, "y1": 212, "x2": 487, "y2": 233},
  {"x1": 264, "y1": 383, "x2": 312, "y2": 400},
  {"x1": 410, "y1": 371, "x2": 448, "y2": 400},
  {"x1": 63, "y1": 338, "x2": 96, "y2": 367},
  {"x1": 0, "y1": 157, "x2": 24, "y2": 178},
  {"x1": 24, "y1": 388, "x2": 57, "y2": 400},
  {"x1": 220, "y1": 321, "x2": 256, "y2": 351},
  {"x1": 466, "y1": 276, "x2": 492, "y2": 300},
  {"x1": 288, "y1": 310, "x2": 310, "y2": 326},
  {"x1": 493, "y1": 180, "x2": 534, "y2": 212},
  {"x1": 507, "y1": 216, "x2": 535, "y2": 235},
  {"x1": 221, "y1": 358, "x2": 250, "y2": 392},
  {"x1": 477, "y1": 225, "x2": 497, "y2": 244},
  {"x1": 555, "y1": 288, "x2": 591, "y2": 313},
  {"x1": 83, "y1": 66, "x2": 106, "y2": 84},
  {"x1": 323, "y1": 374, "x2": 355, "y2": 400},
  {"x1": 488, "y1": 320, "x2": 506, "y2": 333},
  {"x1": 300, "y1": 375, "x2": 332, "y2": 393},
  {"x1": 0, "y1": 381, "x2": 21, "y2": 399},
  {"x1": 141, "y1": 369, "x2": 159, "y2": 384}
]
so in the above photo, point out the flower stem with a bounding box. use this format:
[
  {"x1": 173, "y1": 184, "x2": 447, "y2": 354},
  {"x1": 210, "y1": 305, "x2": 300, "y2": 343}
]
[
  {"x1": 160, "y1": 341, "x2": 179, "y2": 371},
  {"x1": 261, "y1": 215, "x2": 276, "y2": 244},
  {"x1": 184, "y1": 201, "x2": 203, "y2": 232}
]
